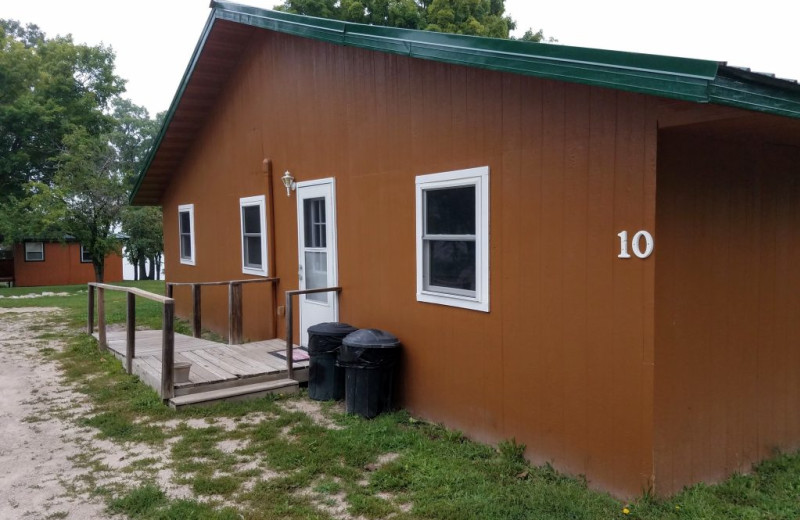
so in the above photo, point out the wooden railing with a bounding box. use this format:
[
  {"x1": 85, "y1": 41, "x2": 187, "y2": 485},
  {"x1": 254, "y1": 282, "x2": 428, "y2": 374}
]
[
  {"x1": 87, "y1": 282, "x2": 176, "y2": 399},
  {"x1": 284, "y1": 286, "x2": 342, "y2": 379},
  {"x1": 166, "y1": 278, "x2": 279, "y2": 344}
]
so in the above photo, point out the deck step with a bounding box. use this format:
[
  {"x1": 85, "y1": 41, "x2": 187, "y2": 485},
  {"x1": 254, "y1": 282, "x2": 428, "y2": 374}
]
[{"x1": 168, "y1": 378, "x2": 299, "y2": 410}]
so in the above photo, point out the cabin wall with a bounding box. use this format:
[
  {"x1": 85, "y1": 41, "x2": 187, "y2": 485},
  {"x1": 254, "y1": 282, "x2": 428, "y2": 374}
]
[
  {"x1": 161, "y1": 30, "x2": 658, "y2": 496},
  {"x1": 654, "y1": 131, "x2": 800, "y2": 495},
  {"x1": 13, "y1": 242, "x2": 123, "y2": 287}
]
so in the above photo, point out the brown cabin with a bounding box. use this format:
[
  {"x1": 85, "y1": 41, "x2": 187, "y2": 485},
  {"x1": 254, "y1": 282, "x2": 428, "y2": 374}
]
[
  {"x1": 131, "y1": 1, "x2": 800, "y2": 497},
  {"x1": 12, "y1": 240, "x2": 123, "y2": 287}
]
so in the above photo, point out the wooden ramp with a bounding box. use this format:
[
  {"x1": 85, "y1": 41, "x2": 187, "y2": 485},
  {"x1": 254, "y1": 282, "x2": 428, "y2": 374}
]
[{"x1": 98, "y1": 330, "x2": 309, "y2": 409}]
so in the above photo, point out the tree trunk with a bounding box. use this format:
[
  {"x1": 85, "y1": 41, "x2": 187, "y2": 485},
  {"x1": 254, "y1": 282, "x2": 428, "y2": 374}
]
[
  {"x1": 93, "y1": 259, "x2": 105, "y2": 282},
  {"x1": 150, "y1": 255, "x2": 160, "y2": 280},
  {"x1": 155, "y1": 254, "x2": 162, "y2": 281},
  {"x1": 138, "y1": 256, "x2": 147, "y2": 280},
  {"x1": 132, "y1": 254, "x2": 140, "y2": 281}
]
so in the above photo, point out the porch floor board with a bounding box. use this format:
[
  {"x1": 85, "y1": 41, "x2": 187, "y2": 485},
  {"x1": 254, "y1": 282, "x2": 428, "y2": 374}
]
[{"x1": 96, "y1": 330, "x2": 308, "y2": 398}]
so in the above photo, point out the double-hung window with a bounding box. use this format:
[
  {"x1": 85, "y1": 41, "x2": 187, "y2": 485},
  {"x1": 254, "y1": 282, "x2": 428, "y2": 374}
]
[
  {"x1": 178, "y1": 204, "x2": 195, "y2": 265},
  {"x1": 24, "y1": 242, "x2": 44, "y2": 262},
  {"x1": 240, "y1": 195, "x2": 268, "y2": 276},
  {"x1": 416, "y1": 166, "x2": 489, "y2": 312},
  {"x1": 80, "y1": 245, "x2": 92, "y2": 263}
]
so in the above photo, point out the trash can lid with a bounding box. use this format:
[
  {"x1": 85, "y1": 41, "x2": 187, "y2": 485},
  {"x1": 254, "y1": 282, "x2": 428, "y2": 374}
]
[
  {"x1": 342, "y1": 328, "x2": 400, "y2": 348},
  {"x1": 308, "y1": 322, "x2": 358, "y2": 336}
]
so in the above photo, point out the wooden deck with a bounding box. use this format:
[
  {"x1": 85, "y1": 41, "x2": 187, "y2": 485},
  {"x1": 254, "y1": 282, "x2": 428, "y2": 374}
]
[{"x1": 98, "y1": 330, "x2": 309, "y2": 398}]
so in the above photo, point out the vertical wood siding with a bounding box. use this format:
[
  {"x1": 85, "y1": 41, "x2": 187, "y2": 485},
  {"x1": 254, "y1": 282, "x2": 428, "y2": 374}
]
[
  {"x1": 654, "y1": 131, "x2": 800, "y2": 495},
  {"x1": 160, "y1": 30, "x2": 658, "y2": 496}
]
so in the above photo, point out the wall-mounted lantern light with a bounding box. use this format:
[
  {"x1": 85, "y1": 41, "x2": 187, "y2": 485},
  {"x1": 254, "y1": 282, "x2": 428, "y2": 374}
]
[{"x1": 281, "y1": 170, "x2": 296, "y2": 197}]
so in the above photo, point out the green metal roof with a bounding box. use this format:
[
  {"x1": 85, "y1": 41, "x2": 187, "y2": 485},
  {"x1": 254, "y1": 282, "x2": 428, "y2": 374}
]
[
  {"x1": 130, "y1": 1, "x2": 800, "y2": 204},
  {"x1": 211, "y1": 0, "x2": 800, "y2": 115}
]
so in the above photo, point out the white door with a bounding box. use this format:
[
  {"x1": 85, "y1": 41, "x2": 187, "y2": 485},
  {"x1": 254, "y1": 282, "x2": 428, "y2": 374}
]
[{"x1": 297, "y1": 178, "x2": 338, "y2": 346}]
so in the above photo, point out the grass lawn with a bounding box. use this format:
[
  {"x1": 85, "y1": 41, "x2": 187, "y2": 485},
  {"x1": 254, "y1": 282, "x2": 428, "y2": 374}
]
[{"x1": 2, "y1": 281, "x2": 800, "y2": 519}]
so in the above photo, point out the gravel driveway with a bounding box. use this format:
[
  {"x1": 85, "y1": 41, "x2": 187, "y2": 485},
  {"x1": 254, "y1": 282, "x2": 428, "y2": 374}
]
[{"x1": 0, "y1": 307, "x2": 111, "y2": 519}]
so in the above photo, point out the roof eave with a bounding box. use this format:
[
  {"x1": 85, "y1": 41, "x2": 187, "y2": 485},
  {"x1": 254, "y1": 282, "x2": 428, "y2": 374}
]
[
  {"x1": 129, "y1": 10, "x2": 218, "y2": 206},
  {"x1": 709, "y1": 65, "x2": 800, "y2": 119}
]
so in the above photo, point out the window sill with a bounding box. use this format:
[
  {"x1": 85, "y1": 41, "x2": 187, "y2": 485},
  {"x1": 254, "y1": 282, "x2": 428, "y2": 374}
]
[
  {"x1": 242, "y1": 267, "x2": 268, "y2": 277},
  {"x1": 416, "y1": 290, "x2": 489, "y2": 312}
]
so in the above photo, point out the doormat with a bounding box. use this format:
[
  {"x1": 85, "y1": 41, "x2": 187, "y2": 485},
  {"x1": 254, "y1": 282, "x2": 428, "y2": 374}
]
[{"x1": 270, "y1": 347, "x2": 310, "y2": 362}]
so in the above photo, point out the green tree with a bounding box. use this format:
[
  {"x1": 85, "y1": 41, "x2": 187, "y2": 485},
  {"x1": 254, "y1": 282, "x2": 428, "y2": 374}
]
[
  {"x1": 54, "y1": 128, "x2": 128, "y2": 282},
  {"x1": 424, "y1": 0, "x2": 512, "y2": 37},
  {"x1": 275, "y1": 0, "x2": 553, "y2": 40},
  {"x1": 0, "y1": 20, "x2": 123, "y2": 204},
  {"x1": 1, "y1": 20, "x2": 164, "y2": 282},
  {"x1": 112, "y1": 98, "x2": 160, "y2": 176},
  {"x1": 121, "y1": 206, "x2": 163, "y2": 281},
  {"x1": 115, "y1": 102, "x2": 164, "y2": 280},
  {"x1": 275, "y1": 0, "x2": 522, "y2": 37}
]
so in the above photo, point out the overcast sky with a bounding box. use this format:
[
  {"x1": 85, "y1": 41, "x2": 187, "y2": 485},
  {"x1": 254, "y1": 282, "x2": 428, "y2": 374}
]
[{"x1": 3, "y1": 0, "x2": 799, "y2": 116}]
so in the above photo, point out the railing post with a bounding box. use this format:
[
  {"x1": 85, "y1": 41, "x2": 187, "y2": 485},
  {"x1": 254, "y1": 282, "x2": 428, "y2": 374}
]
[
  {"x1": 228, "y1": 282, "x2": 243, "y2": 345},
  {"x1": 97, "y1": 287, "x2": 106, "y2": 351},
  {"x1": 285, "y1": 291, "x2": 294, "y2": 380},
  {"x1": 126, "y1": 291, "x2": 136, "y2": 374},
  {"x1": 87, "y1": 284, "x2": 95, "y2": 334},
  {"x1": 161, "y1": 300, "x2": 175, "y2": 400},
  {"x1": 271, "y1": 280, "x2": 278, "y2": 340},
  {"x1": 192, "y1": 283, "x2": 202, "y2": 338},
  {"x1": 166, "y1": 283, "x2": 174, "y2": 298}
]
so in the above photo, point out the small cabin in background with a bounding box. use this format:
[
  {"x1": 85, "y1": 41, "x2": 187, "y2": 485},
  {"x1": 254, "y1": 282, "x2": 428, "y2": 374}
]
[
  {"x1": 11, "y1": 239, "x2": 123, "y2": 287},
  {"x1": 131, "y1": 1, "x2": 800, "y2": 497}
]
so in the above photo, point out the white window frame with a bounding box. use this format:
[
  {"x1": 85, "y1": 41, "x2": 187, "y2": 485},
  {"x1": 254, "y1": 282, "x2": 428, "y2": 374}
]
[
  {"x1": 240, "y1": 195, "x2": 269, "y2": 277},
  {"x1": 178, "y1": 204, "x2": 196, "y2": 266},
  {"x1": 24, "y1": 241, "x2": 45, "y2": 262},
  {"x1": 79, "y1": 244, "x2": 92, "y2": 263},
  {"x1": 415, "y1": 166, "x2": 489, "y2": 312}
]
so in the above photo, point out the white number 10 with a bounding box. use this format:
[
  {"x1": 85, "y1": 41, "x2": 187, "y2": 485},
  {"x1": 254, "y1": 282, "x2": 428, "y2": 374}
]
[{"x1": 618, "y1": 230, "x2": 654, "y2": 259}]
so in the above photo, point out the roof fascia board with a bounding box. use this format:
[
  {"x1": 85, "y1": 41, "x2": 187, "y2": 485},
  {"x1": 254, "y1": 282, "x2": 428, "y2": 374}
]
[{"x1": 709, "y1": 69, "x2": 800, "y2": 118}]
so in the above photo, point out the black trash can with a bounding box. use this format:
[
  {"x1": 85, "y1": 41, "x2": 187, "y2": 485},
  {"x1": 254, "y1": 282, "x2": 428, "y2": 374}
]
[
  {"x1": 307, "y1": 322, "x2": 357, "y2": 401},
  {"x1": 337, "y1": 329, "x2": 401, "y2": 418}
]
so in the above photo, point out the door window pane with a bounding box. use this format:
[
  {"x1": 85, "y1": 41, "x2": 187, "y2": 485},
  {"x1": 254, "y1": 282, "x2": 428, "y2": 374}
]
[
  {"x1": 305, "y1": 251, "x2": 328, "y2": 303},
  {"x1": 304, "y1": 198, "x2": 326, "y2": 248}
]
